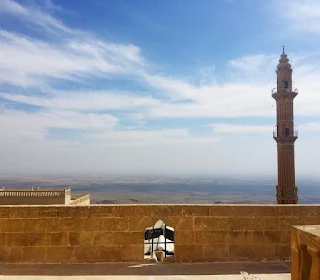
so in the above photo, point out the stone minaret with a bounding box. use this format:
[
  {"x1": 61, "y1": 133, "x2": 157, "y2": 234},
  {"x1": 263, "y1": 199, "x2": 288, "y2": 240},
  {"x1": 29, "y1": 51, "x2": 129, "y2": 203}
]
[{"x1": 272, "y1": 47, "x2": 298, "y2": 204}]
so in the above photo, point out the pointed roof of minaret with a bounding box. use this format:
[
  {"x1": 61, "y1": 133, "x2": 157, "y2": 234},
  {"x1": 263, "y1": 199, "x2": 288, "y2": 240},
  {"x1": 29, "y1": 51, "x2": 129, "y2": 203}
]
[{"x1": 277, "y1": 46, "x2": 291, "y2": 70}]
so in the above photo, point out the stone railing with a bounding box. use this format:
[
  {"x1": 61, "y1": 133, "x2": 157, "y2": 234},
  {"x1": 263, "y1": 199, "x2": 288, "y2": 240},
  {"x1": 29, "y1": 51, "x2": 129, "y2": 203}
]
[
  {"x1": 0, "y1": 204, "x2": 319, "y2": 263},
  {"x1": 70, "y1": 194, "x2": 90, "y2": 206},
  {"x1": 0, "y1": 190, "x2": 66, "y2": 197},
  {"x1": 291, "y1": 225, "x2": 320, "y2": 280},
  {"x1": 0, "y1": 189, "x2": 69, "y2": 205}
]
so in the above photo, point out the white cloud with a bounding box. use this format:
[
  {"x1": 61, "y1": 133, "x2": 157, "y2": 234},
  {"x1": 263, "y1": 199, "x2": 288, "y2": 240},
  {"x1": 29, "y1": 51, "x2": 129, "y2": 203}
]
[
  {"x1": 0, "y1": 30, "x2": 143, "y2": 88},
  {"x1": 0, "y1": 109, "x2": 118, "y2": 143},
  {"x1": 0, "y1": 0, "x2": 72, "y2": 34},
  {"x1": 276, "y1": 0, "x2": 320, "y2": 33},
  {"x1": 211, "y1": 123, "x2": 272, "y2": 134}
]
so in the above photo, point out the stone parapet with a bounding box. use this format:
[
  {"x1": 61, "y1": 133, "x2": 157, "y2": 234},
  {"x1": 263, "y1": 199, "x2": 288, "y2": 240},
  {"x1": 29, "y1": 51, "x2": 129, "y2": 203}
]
[
  {"x1": 0, "y1": 204, "x2": 319, "y2": 263},
  {"x1": 291, "y1": 225, "x2": 320, "y2": 280}
]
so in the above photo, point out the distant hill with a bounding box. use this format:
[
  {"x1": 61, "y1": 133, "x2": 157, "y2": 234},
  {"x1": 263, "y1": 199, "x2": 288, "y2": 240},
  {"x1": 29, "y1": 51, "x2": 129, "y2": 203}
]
[{"x1": 96, "y1": 198, "x2": 140, "y2": 204}]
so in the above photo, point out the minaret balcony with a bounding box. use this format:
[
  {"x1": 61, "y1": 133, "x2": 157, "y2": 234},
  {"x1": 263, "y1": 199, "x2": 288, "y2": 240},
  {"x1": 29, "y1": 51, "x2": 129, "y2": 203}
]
[
  {"x1": 273, "y1": 125, "x2": 298, "y2": 142},
  {"x1": 271, "y1": 86, "x2": 298, "y2": 98}
]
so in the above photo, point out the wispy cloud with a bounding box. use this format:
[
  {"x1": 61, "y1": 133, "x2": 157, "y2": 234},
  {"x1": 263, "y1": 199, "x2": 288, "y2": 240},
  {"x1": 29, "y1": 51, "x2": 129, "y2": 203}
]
[
  {"x1": 0, "y1": 0, "x2": 72, "y2": 34},
  {"x1": 276, "y1": 0, "x2": 320, "y2": 33}
]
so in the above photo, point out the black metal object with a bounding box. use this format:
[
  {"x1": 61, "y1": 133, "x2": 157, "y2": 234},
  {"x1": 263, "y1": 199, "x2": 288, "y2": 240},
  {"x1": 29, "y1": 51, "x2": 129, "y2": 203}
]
[{"x1": 144, "y1": 228, "x2": 174, "y2": 241}]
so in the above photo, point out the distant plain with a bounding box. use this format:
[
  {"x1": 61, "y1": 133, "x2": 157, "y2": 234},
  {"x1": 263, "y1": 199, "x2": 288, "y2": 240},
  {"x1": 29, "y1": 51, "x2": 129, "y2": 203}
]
[{"x1": 0, "y1": 175, "x2": 319, "y2": 204}]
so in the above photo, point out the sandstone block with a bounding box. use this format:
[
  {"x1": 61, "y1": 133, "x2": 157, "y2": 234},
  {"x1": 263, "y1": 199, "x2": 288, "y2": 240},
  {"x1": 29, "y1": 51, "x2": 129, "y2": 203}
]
[
  {"x1": 0, "y1": 247, "x2": 8, "y2": 261},
  {"x1": 196, "y1": 231, "x2": 229, "y2": 244},
  {"x1": 201, "y1": 217, "x2": 229, "y2": 231},
  {"x1": 121, "y1": 245, "x2": 143, "y2": 261},
  {"x1": 114, "y1": 232, "x2": 142, "y2": 245},
  {"x1": 57, "y1": 207, "x2": 88, "y2": 218},
  {"x1": 7, "y1": 233, "x2": 29, "y2": 246},
  {"x1": 275, "y1": 244, "x2": 290, "y2": 259},
  {"x1": 100, "y1": 246, "x2": 122, "y2": 261},
  {"x1": 128, "y1": 216, "x2": 156, "y2": 231},
  {"x1": 88, "y1": 206, "x2": 113, "y2": 217},
  {"x1": 7, "y1": 247, "x2": 22, "y2": 262},
  {"x1": 209, "y1": 206, "x2": 233, "y2": 217},
  {"x1": 93, "y1": 232, "x2": 114, "y2": 246},
  {"x1": 203, "y1": 244, "x2": 229, "y2": 260},
  {"x1": 0, "y1": 207, "x2": 10, "y2": 218},
  {"x1": 49, "y1": 232, "x2": 68, "y2": 246},
  {"x1": 228, "y1": 217, "x2": 253, "y2": 231},
  {"x1": 99, "y1": 218, "x2": 128, "y2": 232},
  {"x1": 175, "y1": 231, "x2": 195, "y2": 245},
  {"x1": 194, "y1": 217, "x2": 202, "y2": 231},
  {"x1": 164, "y1": 217, "x2": 193, "y2": 231},
  {"x1": 175, "y1": 244, "x2": 203, "y2": 261},
  {"x1": 69, "y1": 232, "x2": 93, "y2": 246},
  {"x1": 252, "y1": 218, "x2": 279, "y2": 231},
  {"x1": 22, "y1": 247, "x2": 45, "y2": 262},
  {"x1": 46, "y1": 246, "x2": 74, "y2": 262},
  {"x1": 0, "y1": 233, "x2": 6, "y2": 246},
  {"x1": 182, "y1": 205, "x2": 209, "y2": 217},
  {"x1": 232, "y1": 206, "x2": 277, "y2": 217},
  {"x1": 74, "y1": 246, "x2": 100, "y2": 262},
  {"x1": 228, "y1": 231, "x2": 245, "y2": 244},
  {"x1": 28, "y1": 233, "x2": 48, "y2": 246}
]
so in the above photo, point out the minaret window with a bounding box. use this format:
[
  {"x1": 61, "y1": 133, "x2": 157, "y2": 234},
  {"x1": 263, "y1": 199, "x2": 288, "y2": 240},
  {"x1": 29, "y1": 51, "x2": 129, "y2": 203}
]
[
  {"x1": 284, "y1": 81, "x2": 289, "y2": 89},
  {"x1": 285, "y1": 128, "x2": 289, "y2": 137}
]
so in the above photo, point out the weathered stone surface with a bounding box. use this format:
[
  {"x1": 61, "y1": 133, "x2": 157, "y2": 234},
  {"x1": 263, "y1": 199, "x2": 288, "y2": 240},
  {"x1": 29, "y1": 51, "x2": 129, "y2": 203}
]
[
  {"x1": 229, "y1": 217, "x2": 254, "y2": 231},
  {"x1": 228, "y1": 231, "x2": 245, "y2": 244},
  {"x1": 49, "y1": 232, "x2": 68, "y2": 246},
  {"x1": 202, "y1": 217, "x2": 229, "y2": 231},
  {"x1": 100, "y1": 246, "x2": 122, "y2": 261},
  {"x1": 121, "y1": 245, "x2": 143, "y2": 261},
  {"x1": 7, "y1": 247, "x2": 22, "y2": 262},
  {"x1": 182, "y1": 206, "x2": 209, "y2": 217},
  {"x1": 209, "y1": 206, "x2": 233, "y2": 217},
  {"x1": 28, "y1": 233, "x2": 47, "y2": 246},
  {"x1": 275, "y1": 244, "x2": 290, "y2": 258},
  {"x1": 0, "y1": 207, "x2": 10, "y2": 218},
  {"x1": 114, "y1": 232, "x2": 142, "y2": 245},
  {"x1": 99, "y1": 218, "x2": 128, "y2": 232},
  {"x1": 69, "y1": 232, "x2": 93, "y2": 246},
  {"x1": 93, "y1": 232, "x2": 114, "y2": 246},
  {"x1": 193, "y1": 217, "x2": 202, "y2": 231},
  {"x1": 46, "y1": 246, "x2": 74, "y2": 262},
  {"x1": 22, "y1": 247, "x2": 45, "y2": 262},
  {"x1": 196, "y1": 231, "x2": 229, "y2": 244},
  {"x1": 175, "y1": 231, "x2": 196, "y2": 245},
  {"x1": 0, "y1": 233, "x2": 6, "y2": 246},
  {"x1": 0, "y1": 205, "x2": 319, "y2": 263},
  {"x1": 57, "y1": 207, "x2": 88, "y2": 218},
  {"x1": 7, "y1": 233, "x2": 29, "y2": 246},
  {"x1": 203, "y1": 244, "x2": 229, "y2": 260},
  {"x1": 74, "y1": 246, "x2": 100, "y2": 261},
  {"x1": 175, "y1": 245, "x2": 203, "y2": 261},
  {"x1": 128, "y1": 216, "x2": 156, "y2": 231}
]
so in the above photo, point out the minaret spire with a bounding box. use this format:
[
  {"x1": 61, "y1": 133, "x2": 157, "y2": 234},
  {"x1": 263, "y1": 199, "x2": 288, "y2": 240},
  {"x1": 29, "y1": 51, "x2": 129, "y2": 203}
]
[
  {"x1": 282, "y1": 45, "x2": 285, "y2": 54},
  {"x1": 272, "y1": 48, "x2": 298, "y2": 204}
]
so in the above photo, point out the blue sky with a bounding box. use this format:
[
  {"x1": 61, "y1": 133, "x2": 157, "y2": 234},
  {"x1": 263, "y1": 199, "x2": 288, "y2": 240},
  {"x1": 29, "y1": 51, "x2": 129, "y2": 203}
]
[{"x1": 1, "y1": 0, "x2": 320, "y2": 177}]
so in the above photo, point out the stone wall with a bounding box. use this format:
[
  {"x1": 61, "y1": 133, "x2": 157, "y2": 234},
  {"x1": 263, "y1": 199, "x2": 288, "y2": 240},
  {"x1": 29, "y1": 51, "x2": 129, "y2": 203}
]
[
  {"x1": 0, "y1": 204, "x2": 319, "y2": 263},
  {"x1": 0, "y1": 190, "x2": 66, "y2": 205}
]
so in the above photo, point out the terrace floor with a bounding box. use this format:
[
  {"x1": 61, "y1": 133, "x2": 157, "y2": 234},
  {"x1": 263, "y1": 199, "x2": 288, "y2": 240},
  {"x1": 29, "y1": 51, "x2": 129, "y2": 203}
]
[{"x1": 0, "y1": 261, "x2": 291, "y2": 279}]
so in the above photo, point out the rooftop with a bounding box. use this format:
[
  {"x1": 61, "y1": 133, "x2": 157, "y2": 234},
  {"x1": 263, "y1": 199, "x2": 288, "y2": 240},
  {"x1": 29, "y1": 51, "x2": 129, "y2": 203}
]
[{"x1": 0, "y1": 261, "x2": 290, "y2": 280}]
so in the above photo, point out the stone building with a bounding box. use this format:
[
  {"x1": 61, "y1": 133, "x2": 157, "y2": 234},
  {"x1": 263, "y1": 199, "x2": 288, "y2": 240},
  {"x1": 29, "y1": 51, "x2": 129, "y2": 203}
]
[
  {"x1": 272, "y1": 47, "x2": 298, "y2": 204},
  {"x1": 0, "y1": 187, "x2": 90, "y2": 205}
]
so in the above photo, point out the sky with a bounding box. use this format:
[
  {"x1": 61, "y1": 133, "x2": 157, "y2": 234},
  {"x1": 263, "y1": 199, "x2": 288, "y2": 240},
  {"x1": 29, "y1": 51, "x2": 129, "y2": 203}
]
[{"x1": 0, "y1": 0, "x2": 320, "y2": 177}]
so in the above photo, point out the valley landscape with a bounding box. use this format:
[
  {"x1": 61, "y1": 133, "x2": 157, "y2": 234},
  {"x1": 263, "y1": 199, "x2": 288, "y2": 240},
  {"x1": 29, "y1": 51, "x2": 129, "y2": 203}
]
[{"x1": 1, "y1": 175, "x2": 319, "y2": 204}]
